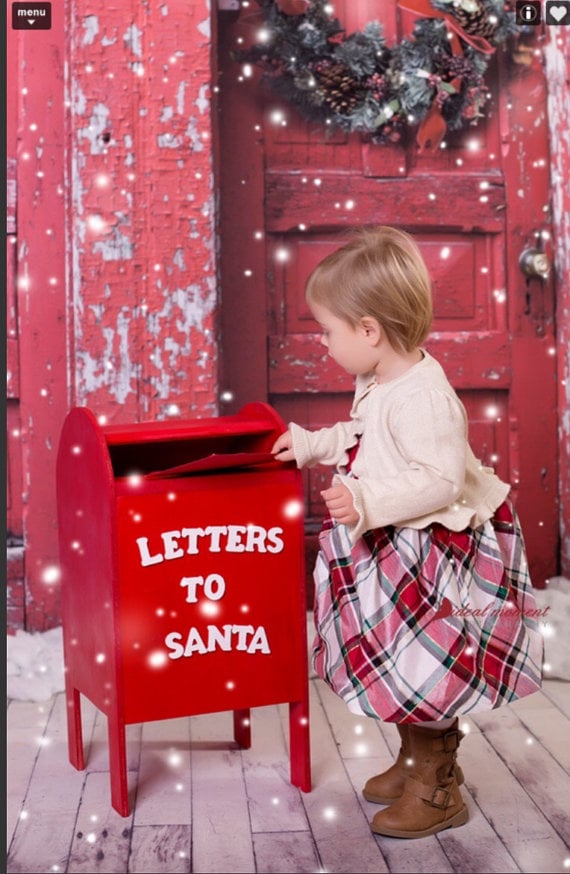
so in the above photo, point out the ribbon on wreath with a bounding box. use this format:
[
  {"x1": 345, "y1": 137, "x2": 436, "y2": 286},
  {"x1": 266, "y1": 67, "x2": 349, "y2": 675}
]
[
  {"x1": 397, "y1": 0, "x2": 496, "y2": 151},
  {"x1": 274, "y1": 0, "x2": 310, "y2": 14}
]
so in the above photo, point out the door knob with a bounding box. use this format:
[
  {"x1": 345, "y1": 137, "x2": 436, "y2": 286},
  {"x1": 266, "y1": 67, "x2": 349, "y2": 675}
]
[{"x1": 519, "y1": 247, "x2": 551, "y2": 280}]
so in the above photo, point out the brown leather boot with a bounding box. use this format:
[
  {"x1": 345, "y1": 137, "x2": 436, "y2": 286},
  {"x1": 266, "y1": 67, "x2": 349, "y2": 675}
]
[
  {"x1": 370, "y1": 720, "x2": 468, "y2": 838},
  {"x1": 363, "y1": 724, "x2": 413, "y2": 804},
  {"x1": 363, "y1": 722, "x2": 465, "y2": 805}
]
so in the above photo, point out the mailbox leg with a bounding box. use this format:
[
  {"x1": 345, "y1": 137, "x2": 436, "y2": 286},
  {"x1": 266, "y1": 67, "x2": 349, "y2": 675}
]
[
  {"x1": 289, "y1": 700, "x2": 311, "y2": 792},
  {"x1": 65, "y1": 681, "x2": 85, "y2": 771},
  {"x1": 233, "y1": 709, "x2": 251, "y2": 748},
  {"x1": 108, "y1": 710, "x2": 130, "y2": 817}
]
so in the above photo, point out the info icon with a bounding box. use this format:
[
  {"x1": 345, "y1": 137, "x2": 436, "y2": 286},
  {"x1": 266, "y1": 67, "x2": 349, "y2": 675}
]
[{"x1": 516, "y1": 1, "x2": 542, "y2": 24}]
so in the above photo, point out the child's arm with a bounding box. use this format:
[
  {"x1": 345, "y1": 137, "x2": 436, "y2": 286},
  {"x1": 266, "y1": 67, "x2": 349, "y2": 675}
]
[
  {"x1": 271, "y1": 430, "x2": 359, "y2": 524},
  {"x1": 271, "y1": 419, "x2": 362, "y2": 469}
]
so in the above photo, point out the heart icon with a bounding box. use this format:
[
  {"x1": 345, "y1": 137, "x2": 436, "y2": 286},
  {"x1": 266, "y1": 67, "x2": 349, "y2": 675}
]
[
  {"x1": 432, "y1": 597, "x2": 454, "y2": 620},
  {"x1": 549, "y1": 4, "x2": 568, "y2": 22}
]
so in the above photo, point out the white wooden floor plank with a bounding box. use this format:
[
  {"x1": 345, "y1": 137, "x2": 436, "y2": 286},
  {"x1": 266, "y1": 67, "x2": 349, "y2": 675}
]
[
  {"x1": 189, "y1": 710, "x2": 255, "y2": 874},
  {"x1": 242, "y1": 704, "x2": 313, "y2": 834},
  {"x1": 128, "y1": 825, "x2": 191, "y2": 873},
  {"x1": 67, "y1": 771, "x2": 134, "y2": 873},
  {"x1": 539, "y1": 679, "x2": 570, "y2": 718},
  {"x1": 504, "y1": 689, "x2": 555, "y2": 712},
  {"x1": 133, "y1": 717, "x2": 191, "y2": 826},
  {"x1": 7, "y1": 668, "x2": 570, "y2": 874},
  {"x1": 293, "y1": 680, "x2": 390, "y2": 874},
  {"x1": 506, "y1": 700, "x2": 570, "y2": 772},
  {"x1": 458, "y1": 721, "x2": 569, "y2": 873},
  {"x1": 85, "y1": 707, "x2": 143, "y2": 774},
  {"x1": 252, "y1": 832, "x2": 320, "y2": 873},
  {"x1": 8, "y1": 818, "x2": 76, "y2": 874},
  {"x1": 13, "y1": 693, "x2": 88, "y2": 799},
  {"x1": 311, "y1": 676, "x2": 391, "y2": 763},
  {"x1": 6, "y1": 697, "x2": 54, "y2": 732},
  {"x1": 435, "y1": 793, "x2": 520, "y2": 874},
  {"x1": 7, "y1": 695, "x2": 87, "y2": 873},
  {"x1": 7, "y1": 699, "x2": 53, "y2": 851},
  {"x1": 472, "y1": 705, "x2": 570, "y2": 847}
]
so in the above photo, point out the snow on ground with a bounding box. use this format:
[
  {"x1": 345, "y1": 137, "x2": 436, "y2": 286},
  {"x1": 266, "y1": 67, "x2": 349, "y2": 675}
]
[
  {"x1": 6, "y1": 578, "x2": 570, "y2": 702},
  {"x1": 533, "y1": 575, "x2": 570, "y2": 682},
  {"x1": 7, "y1": 626, "x2": 65, "y2": 702}
]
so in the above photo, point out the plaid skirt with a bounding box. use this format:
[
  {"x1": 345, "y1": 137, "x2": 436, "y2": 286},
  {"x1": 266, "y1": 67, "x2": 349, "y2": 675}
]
[{"x1": 312, "y1": 500, "x2": 544, "y2": 722}]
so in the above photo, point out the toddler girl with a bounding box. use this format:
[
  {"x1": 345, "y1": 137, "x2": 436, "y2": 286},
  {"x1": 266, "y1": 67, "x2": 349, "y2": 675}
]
[{"x1": 271, "y1": 226, "x2": 543, "y2": 839}]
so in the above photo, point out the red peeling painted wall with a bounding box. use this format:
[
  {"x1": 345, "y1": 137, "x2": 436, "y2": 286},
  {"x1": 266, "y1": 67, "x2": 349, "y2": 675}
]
[
  {"x1": 67, "y1": 2, "x2": 220, "y2": 422},
  {"x1": 8, "y1": 0, "x2": 221, "y2": 630},
  {"x1": 63, "y1": 0, "x2": 222, "y2": 621}
]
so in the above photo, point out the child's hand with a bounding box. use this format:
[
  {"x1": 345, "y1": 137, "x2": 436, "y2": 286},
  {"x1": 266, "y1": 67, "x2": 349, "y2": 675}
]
[
  {"x1": 321, "y1": 484, "x2": 359, "y2": 526},
  {"x1": 271, "y1": 430, "x2": 296, "y2": 463}
]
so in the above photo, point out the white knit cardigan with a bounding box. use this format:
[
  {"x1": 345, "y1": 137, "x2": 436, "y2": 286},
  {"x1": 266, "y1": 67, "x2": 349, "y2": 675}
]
[{"x1": 290, "y1": 351, "x2": 510, "y2": 545}]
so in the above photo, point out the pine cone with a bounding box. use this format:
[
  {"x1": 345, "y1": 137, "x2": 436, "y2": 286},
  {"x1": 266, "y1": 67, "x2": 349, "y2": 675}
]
[
  {"x1": 451, "y1": 1, "x2": 499, "y2": 40},
  {"x1": 315, "y1": 62, "x2": 362, "y2": 113}
]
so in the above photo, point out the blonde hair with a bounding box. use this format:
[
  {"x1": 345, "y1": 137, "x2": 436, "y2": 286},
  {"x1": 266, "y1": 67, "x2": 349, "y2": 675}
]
[{"x1": 305, "y1": 226, "x2": 433, "y2": 352}]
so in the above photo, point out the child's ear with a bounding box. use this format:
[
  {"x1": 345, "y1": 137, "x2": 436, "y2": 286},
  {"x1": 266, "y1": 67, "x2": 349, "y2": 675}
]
[{"x1": 360, "y1": 317, "x2": 381, "y2": 345}]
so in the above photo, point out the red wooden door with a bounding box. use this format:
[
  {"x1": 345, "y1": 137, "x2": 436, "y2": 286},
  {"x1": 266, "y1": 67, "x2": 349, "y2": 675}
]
[{"x1": 217, "y1": 1, "x2": 558, "y2": 588}]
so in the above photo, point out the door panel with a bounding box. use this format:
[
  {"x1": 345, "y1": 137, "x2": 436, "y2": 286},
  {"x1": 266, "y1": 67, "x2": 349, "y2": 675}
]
[{"x1": 218, "y1": 1, "x2": 558, "y2": 586}]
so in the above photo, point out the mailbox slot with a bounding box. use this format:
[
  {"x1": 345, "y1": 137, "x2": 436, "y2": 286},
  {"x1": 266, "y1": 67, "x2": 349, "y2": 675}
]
[{"x1": 105, "y1": 414, "x2": 276, "y2": 477}]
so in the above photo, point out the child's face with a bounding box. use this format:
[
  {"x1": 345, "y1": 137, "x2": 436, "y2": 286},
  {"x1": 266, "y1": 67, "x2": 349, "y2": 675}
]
[{"x1": 310, "y1": 302, "x2": 379, "y2": 376}]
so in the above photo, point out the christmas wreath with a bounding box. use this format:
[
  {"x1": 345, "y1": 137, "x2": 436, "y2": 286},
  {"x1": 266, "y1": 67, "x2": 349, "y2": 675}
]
[{"x1": 236, "y1": 0, "x2": 519, "y2": 150}]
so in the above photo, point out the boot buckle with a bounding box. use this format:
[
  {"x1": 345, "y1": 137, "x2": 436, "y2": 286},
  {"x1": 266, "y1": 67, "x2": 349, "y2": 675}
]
[
  {"x1": 430, "y1": 786, "x2": 451, "y2": 809},
  {"x1": 441, "y1": 730, "x2": 462, "y2": 752}
]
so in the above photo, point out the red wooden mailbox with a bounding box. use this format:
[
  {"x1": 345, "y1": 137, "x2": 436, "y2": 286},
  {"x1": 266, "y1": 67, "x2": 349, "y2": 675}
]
[{"x1": 56, "y1": 403, "x2": 311, "y2": 816}]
